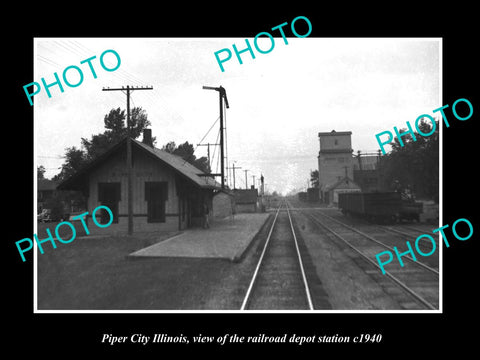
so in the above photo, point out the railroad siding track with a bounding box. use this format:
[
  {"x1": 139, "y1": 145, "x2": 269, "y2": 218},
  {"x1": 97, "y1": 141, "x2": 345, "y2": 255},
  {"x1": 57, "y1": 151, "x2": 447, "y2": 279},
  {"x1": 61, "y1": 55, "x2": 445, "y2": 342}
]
[
  {"x1": 321, "y1": 208, "x2": 439, "y2": 248},
  {"x1": 379, "y1": 225, "x2": 440, "y2": 262},
  {"x1": 313, "y1": 209, "x2": 440, "y2": 272},
  {"x1": 302, "y1": 209, "x2": 439, "y2": 310}
]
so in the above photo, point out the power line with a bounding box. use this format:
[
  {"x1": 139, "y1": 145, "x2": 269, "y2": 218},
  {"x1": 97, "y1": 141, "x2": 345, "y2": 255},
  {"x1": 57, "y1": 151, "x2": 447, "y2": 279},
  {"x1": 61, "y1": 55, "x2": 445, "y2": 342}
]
[
  {"x1": 70, "y1": 40, "x2": 92, "y2": 54},
  {"x1": 211, "y1": 128, "x2": 221, "y2": 174},
  {"x1": 52, "y1": 40, "x2": 84, "y2": 59},
  {"x1": 68, "y1": 40, "x2": 90, "y2": 54},
  {"x1": 214, "y1": 130, "x2": 221, "y2": 176},
  {"x1": 38, "y1": 155, "x2": 65, "y2": 159},
  {"x1": 188, "y1": 116, "x2": 220, "y2": 164},
  {"x1": 59, "y1": 40, "x2": 85, "y2": 57},
  {"x1": 37, "y1": 40, "x2": 184, "y2": 126},
  {"x1": 44, "y1": 40, "x2": 151, "y2": 90},
  {"x1": 243, "y1": 169, "x2": 250, "y2": 189},
  {"x1": 37, "y1": 55, "x2": 60, "y2": 68},
  {"x1": 227, "y1": 162, "x2": 241, "y2": 190},
  {"x1": 197, "y1": 142, "x2": 220, "y2": 171}
]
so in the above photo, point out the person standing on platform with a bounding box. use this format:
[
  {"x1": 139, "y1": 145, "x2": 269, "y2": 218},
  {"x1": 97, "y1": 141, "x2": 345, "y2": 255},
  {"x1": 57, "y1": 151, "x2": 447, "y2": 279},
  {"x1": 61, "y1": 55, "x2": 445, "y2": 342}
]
[{"x1": 203, "y1": 203, "x2": 210, "y2": 229}]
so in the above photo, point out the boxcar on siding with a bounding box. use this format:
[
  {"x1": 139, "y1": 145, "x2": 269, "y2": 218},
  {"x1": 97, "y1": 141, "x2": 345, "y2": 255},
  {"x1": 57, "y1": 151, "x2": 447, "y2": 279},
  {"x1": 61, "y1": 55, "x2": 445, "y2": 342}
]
[{"x1": 338, "y1": 192, "x2": 422, "y2": 223}]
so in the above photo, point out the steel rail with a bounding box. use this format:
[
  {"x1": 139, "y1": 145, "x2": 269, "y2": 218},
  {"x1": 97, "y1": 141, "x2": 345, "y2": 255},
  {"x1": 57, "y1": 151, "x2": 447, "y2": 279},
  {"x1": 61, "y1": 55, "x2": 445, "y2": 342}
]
[
  {"x1": 285, "y1": 202, "x2": 314, "y2": 310},
  {"x1": 380, "y1": 225, "x2": 421, "y2": 238},
  {"x1": 314, "y1": 210, "x2": 439, "y2": 276},
  {"x1": 403, "y1": 224, "x2": 437, "y2": 234},
  {"x1": 379, "y1": 225, "x2": 439, "y2": 247},
  {"x1": 241, "y1": 201, "x2": 315, "y2": 310},
  {"x1": 240, "y1": 204, "x2": 282, "y2": 310},
  {"x1": 304, "y1": 211, "x2": 437, "y2": 310}
]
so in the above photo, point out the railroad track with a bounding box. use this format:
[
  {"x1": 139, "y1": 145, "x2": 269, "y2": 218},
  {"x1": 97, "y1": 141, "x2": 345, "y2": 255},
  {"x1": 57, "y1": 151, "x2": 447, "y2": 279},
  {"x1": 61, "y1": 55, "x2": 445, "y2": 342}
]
[
  {"x1": 302, "y1": 208, "x2": 439, "y2": 310},
  {"x1": 373, "y1": 221, "x2": 437, "y2": 240},
  {"x1": 313, "y1": 209, "x2": 440, "y2": 275},
  {"x1": 402, "y1": 224, "x2": 438, "y2": 235},
  {"x1": 240, "y1": 202, "x2": 314, "y2": 310},
  {"x1": 378, "y1": 224, "x2": 440, "y2": 257}
]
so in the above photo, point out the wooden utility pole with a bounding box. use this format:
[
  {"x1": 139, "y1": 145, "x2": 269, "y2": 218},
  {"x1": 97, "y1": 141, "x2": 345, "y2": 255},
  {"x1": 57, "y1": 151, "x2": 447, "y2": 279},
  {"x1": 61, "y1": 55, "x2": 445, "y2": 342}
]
[
  {"x1": 243, "y1": 169, "x2": 249, "y2": 189},
  {"x1": 197, "y1": 142, "x2": 220, "y2": 170},
  {"x1": 202, "y1": 85, "x2": 229, "y2": 188},
  {"x1": 227, "y1": 162, "x2": 242, "y2": 189},
  {"x1": 102, "y1": 85, "x2": 153, "y2": 235}
]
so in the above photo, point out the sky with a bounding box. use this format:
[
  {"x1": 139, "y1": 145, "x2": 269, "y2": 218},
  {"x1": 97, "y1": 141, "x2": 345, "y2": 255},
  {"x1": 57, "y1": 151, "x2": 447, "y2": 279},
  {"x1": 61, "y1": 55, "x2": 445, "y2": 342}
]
[{"x1": 34, "y1": 37, "x2": 440, "y2": 195}]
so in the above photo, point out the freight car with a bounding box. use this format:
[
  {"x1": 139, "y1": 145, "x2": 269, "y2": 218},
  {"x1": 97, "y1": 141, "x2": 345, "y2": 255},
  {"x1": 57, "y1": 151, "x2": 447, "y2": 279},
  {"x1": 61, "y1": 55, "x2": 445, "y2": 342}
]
[
  {"x1": 338, "y1": 192, "x2": 423, "y2": 223},
  {"x1": 398, "y1": 200, "x2": 423, "y2": 222},
  {"x1": 298, "y1": 192, "x2": 307, "y2": 202},
  {"x1": 307, "y1": 187, "x2": 320, "y2": 202}
]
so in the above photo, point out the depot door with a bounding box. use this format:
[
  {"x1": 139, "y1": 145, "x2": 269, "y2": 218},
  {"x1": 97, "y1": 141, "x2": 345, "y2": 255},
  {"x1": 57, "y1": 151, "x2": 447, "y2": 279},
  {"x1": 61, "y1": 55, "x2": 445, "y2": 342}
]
[
  {"x1": 145, "y1": 181, "x2": 168, "y2": 223},
  {"x1": 98, "y1": 182, "x2": 120, "y2": 224}
]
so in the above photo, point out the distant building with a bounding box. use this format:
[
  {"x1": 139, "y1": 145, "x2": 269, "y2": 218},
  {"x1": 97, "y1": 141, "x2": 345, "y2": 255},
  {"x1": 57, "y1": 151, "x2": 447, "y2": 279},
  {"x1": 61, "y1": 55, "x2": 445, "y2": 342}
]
[
  {"x1": 38, "y1": 179, "x2": 58, "y2": 213},
  {"x1": 307, "y1": 187, "x2": 319, "y2": 202},
  {"x1": 323, "y1": 176, "x2": 361, "y2": 205},
  {"x1": 38, "y1": 178, "x2": 84, "y2": 219},
  {"x1": 233, "y1": 188, "x2": 258, "y2": 213},
  {"x1": 298, "y1": 192, "x2": 307, "y2": 202},
  {"x1": 57, "y1": 130, "x2": 223, "y2": 232}
]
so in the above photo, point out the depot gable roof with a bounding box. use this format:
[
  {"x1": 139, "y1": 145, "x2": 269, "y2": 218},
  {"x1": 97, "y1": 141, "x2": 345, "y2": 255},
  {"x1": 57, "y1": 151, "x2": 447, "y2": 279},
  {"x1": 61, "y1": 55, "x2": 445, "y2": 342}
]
[{"x1": 57, "y1": 137, "x2": 222, "y2": 191}]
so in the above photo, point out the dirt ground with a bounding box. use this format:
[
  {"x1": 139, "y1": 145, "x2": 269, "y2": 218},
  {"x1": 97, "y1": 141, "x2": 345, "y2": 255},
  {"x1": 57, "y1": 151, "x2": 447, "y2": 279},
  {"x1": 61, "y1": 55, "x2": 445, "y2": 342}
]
[
  {"x1": 36, "y1": 206, "x2": 426, "y2": 311},
  {"x1": 292, "y1": 211, "x2": 402, "y2": 310},
  {"x1": 36, "y1": 218, "x2": 272, "y2": 310}
]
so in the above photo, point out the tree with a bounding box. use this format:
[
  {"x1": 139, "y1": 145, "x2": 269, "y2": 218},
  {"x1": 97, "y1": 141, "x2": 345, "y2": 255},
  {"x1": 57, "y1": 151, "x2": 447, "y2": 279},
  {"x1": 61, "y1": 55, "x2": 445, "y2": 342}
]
[
  {"x1": 103, "y1": 107, "x2": 126, "y2": 134},
  {"x1": 192, "y1": 157, "x2": 210, "y2": 175},
  {"x1": 55, "y1": 107, "x2": 152, "y2": 182},
  {"x1": 37, "y1": 165, "x2": 46, "y2": 180},
  {"x1": 310, "y1": 169, "x2": 319, "y2": 188},
  {"x1": 379, "y1": 119, "x2": 439, "y2": 202},
  {"x1": 161, "y1": 141, "x2": 177, "y2": 154},
  {"x1": 53, "y1": 146, "x2": 88, "y2": 182},
  {"x1": 162, "y1": 141, "x2": 211, "y2": 174},
  {"x1": 81, "y1": 107, "x2": 152, "y2": 162}
]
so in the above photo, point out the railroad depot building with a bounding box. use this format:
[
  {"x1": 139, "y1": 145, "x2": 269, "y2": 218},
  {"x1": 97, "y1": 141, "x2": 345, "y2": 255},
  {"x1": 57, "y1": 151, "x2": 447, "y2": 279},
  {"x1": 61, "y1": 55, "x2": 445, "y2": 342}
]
[{"x1": 57, "y1": 130, "x2": 223, "y2": 233}]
